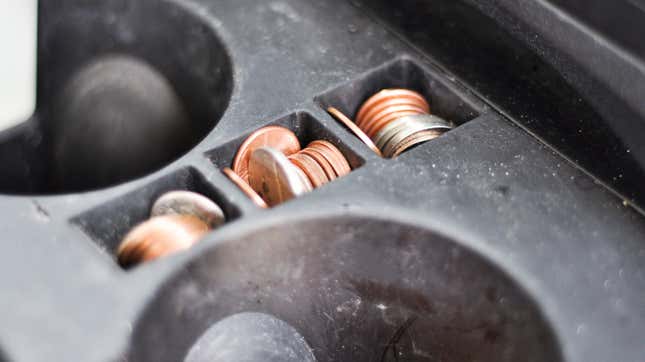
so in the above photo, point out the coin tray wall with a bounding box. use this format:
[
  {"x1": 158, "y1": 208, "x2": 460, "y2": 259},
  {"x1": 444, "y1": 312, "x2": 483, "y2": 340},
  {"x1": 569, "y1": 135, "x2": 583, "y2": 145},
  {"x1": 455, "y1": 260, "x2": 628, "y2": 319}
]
[{"x1": 0, "y1": 0, "x2": 643, "y2": 362}]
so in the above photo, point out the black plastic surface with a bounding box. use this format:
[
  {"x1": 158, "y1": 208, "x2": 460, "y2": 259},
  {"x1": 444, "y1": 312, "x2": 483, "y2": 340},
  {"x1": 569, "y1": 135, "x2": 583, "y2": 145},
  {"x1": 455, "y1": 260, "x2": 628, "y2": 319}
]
[{"x1": 0, "y1": 1, "x2": 643, "y2": 362}]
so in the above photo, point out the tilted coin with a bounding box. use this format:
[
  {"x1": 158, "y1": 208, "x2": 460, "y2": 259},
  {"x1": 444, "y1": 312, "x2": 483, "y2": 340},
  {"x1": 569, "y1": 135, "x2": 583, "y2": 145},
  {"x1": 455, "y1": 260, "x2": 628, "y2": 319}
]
[
  {"x1": 327, "y1": 107, "x2": 382, "y2": 157},
  {"x1": 151, "y1": 190, "x2": 225, "y2": 228},
  {"x1": 248, "y1": 147, "x2": 309, "y2": 207},
  {"x1": 222, "y1": 167, "x2": 268, "y2": 208}
]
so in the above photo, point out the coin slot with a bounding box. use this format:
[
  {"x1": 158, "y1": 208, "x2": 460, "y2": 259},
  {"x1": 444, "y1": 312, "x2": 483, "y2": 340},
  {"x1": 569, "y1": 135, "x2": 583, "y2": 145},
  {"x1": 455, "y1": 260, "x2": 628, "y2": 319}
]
[
  {"x1": 126, "y1": 215, "x2": 563, "y2": 362},
  {"x1": 71, "y1": 168, "x2": 240, "y2": 266},
  {"x1": 206, "y1": 112, "x2": 364, "y2": 207},
  {"x1": 0, "y1": 0, "x2": 233, "y2": 195},
  {"x1": 316, "y1": 57, "x2": 486, "y2": 157}
]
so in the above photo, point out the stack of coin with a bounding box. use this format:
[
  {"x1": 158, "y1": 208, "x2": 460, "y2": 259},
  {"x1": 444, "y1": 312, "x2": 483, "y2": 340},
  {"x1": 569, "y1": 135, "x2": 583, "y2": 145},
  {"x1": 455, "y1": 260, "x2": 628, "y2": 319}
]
[
  {"x1": 247, "y1": 140, "x2": 351, "y2": 207},
  {"x1": 117, "y1": 190, "x2": 225, "y2": 267},
  {"x1": 228, "y1": 126, "x2": 352, "y2": 207},
  {"x1": 328, "y1": 88, "x2": 454, "y2": 158}
]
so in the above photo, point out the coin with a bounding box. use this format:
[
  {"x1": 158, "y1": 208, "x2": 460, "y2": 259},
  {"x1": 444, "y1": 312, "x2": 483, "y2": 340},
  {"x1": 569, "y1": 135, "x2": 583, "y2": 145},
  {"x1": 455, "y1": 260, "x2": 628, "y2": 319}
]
[
  {"x1": 391, "y1": 129, "x2": 444, "y2": 158},
  {"x1": 362, "y1": 106, "x2": 427, "y2": 138},
  {"x1": 222, "y1": 167, "x2": 268, "y2": 208},
  {"x1": 308, "y1": 140, "x2": 351, "y2": 177},
  {"x1": 288, "y1": 152, "x2": 329, "y2": 187},
  {"x1": 300, "y1": 147, "x2": 337, "y2": 181},
  {"x1": 248, "y1": 147, "x2": 309, "y2": 207},
  {"x1": 356, "y1": 89, "x2": 429, "y2": 127},
  {"x1": 327, "y1": 107, "x2": 382, "y2": 157},
  {"x1": 151, "y1": 190, "x2": 225, "y2": 228},
  {"x1": 373, "y1": 116, "x2": 415, "y2": 151},
  {"x1": 117, "y1": 214, "x2": 209, "y2": 267},
  {"x1": 381, "y1": 114, "x2": 453, "y2": 158},
  {"x1": 358, "y1": 97, "x2": 428, "y2": 126},
  {"x1": 232, "y1": 126, "x2": 301, "y2": 182}
]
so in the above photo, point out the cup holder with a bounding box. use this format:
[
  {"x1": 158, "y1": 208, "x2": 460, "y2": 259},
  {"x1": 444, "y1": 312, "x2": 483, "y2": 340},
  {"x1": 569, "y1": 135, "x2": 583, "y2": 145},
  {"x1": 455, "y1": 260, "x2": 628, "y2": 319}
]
[
  {"x1": 128, "y1": 215, "x2": 563, "y2": 362},
  {"x1": 0, "y1": 0, "x2": 233, "y2": 194}
]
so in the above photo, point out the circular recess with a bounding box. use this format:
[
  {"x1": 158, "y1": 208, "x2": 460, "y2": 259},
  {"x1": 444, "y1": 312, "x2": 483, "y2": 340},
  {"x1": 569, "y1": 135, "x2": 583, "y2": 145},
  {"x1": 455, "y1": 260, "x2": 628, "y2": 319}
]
[
  {"x1": 0, "y1": 0, "x2": 233, "y2": 194},
  {"x1": 128, "y1": 215, "x2": 563, "y2": 362}
]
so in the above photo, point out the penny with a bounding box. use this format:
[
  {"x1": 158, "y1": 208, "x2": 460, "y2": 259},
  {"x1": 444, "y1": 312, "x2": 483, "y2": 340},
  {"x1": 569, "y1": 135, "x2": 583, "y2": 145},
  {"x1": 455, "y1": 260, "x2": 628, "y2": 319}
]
[
  {"x1": 327, "y1": 107, "x2": 382, "y2": 157},
  {"x1": 358, "y1": 97, "x2": 428, "y2": 127},
  {"x1": 222, "y1": 167, "x2": 268, "y2": 208},
  {"x1": 248, "y1": 147, "x2": 309, "y2": 207},
  {"x1": 391, "y1": 129, "x2": 444, "y2": 158},
  {"x1": 151, "y1": 190, "x2": 225, "y2": 228},
  {"x1": 232, "y1": 126, "x2": 301, "y2": 182},
  {"x1": 300, "y1": 147, "x2": 337, "y2": 180},
  {"x1": 117, "y1": 214, "x2": 209, "y2": 267},
  {"x1": 288, "y1": 152, "x2": 329, "y2": 187},
  {"x1": 356, "y1": 89, "x2": 429, "y2": 127},
  {"x1": 362, "y1": 106, "x2": 427, "y2": 138},
  {"x1": 308, "y1": 140, "x2": 351, "y2": 177}
]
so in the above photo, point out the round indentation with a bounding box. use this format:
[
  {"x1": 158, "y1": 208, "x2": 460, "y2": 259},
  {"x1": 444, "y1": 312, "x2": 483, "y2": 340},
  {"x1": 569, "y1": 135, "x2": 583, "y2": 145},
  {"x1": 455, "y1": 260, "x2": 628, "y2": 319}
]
[
  {"x1": 0, "y1": 0, "x2": 233, "y2": 194},
  {"x1": 127, "y1": 215, "x2": 563, "y2": 362}
]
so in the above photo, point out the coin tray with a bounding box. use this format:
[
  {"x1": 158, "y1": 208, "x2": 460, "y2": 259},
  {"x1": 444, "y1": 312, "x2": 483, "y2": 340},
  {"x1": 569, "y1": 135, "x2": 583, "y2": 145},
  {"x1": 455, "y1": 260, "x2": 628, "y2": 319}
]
[{"x1": 0, "y1": 0, "x2": 643, "y2": 362}]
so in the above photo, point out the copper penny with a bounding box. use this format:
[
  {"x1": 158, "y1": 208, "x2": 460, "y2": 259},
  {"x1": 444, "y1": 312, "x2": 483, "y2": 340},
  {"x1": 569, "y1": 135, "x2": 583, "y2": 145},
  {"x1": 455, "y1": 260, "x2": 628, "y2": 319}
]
[
  {"x1": 300, "y1": 147, "x2": 337, "y2": 180},
  {"x1": 327, "y1": 107, "x2": 382, "y2": 157},
  {"x1": 358, "y1": 97, "x2": 428, "y2": 129},
  {"x1": 232, "y1": 126, "x2": 301, "y2": 182},
  {"x1": 151, "y1": 190, "x2": 225, "y2": 228},
  {"x1": 248, "y1": 147, "x2": 309, "y2": 207},
  {"x1": 356, "y1": 89, "x2": 429, "y2": 127},
  {"x1": 308, "y1": 140, "x2": 351, "y2": 177},
  {"x1": 363, "y1": 106, "x2": 426, "y2": 138},
  {"x1": 117, "y1": 214, "x2": 209, "y2": 267},
  {"x1": 288, "y1": 152, "x2": 329, "y2": 187},
  {"x1": 222, "y1": 167, "x2": 268, "y2": 208}
]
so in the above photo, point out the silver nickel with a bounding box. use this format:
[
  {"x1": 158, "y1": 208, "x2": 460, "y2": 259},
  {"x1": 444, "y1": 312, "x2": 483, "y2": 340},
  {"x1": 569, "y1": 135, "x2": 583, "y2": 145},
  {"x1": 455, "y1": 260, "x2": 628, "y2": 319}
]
[{"x1": 151, "y1": 190, "x2": 225, "y2": 228}]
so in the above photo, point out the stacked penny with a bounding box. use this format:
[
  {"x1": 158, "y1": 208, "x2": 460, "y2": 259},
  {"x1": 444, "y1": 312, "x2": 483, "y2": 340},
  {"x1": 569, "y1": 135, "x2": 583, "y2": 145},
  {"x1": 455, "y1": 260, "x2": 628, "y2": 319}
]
[
  {"x1": 226, "y1": 126, "x2": 351, "y2": 207},
  {"x1": 116, "y1": 190, "x2": 225, "y2": 267},
  {"x1": 328, "y1": 88, "x2": 454, "y2": 158}
]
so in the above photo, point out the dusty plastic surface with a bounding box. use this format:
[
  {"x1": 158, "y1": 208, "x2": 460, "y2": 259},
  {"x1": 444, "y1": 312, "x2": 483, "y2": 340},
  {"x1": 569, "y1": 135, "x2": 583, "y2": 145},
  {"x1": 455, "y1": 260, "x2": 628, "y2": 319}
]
[{"x1": 0, "y1": 0, "x2": 643, "y2": 361}]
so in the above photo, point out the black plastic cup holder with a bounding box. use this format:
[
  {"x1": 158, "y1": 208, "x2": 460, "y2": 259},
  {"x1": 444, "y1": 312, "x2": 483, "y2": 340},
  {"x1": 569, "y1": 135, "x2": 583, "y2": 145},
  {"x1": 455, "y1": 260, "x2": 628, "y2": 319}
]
[
  {"x1": 315, "y1": 57, "x2": 487, "y2": 157},
  {"x1": 72, "y1": 167, "x2": 241, "y2": 265},
  {"x1": 127, "y1": 215, "x2": 562, "y2": 362},
  {"x1": 0, "y1": 0, "x2": 233, "y2": 195}
]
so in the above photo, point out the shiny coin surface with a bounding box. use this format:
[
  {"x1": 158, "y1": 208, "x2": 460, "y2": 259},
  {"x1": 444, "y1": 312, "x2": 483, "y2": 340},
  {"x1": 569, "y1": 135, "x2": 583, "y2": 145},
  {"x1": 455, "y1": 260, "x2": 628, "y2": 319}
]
[
  {"x1": 362, "y1": 105, "x2": 427, "y2": 138},
  {"x1": 308, "y1": 140, "x2": 351, "y2": 177},
  {"x1": 382, "y1": 114, "x2": 453, "y2": 158},
  {"x1": 391, "y1": 129, "x2": 444, "y2": 158},
  {"x1": 356, "y1": 89, "x2": 429, "y2": 128},
  {"x1": 300, "y1": 147, "x2": 337, "y2": 181},
  {"x1": 151, "y1": 190, "x2": 225, "y2": 228},
  {"x1": 222, "y1": 167, "x2": 268, "y2": 208},
  {"x1": 288, "y1": 152, "x2": 330, "y2": 187},
  {"x1": 327, "y1": 107, "x2": 382, "y2": 157},
  {"x1": 248, "y1": 147, "x2": 309, "y2": 207},
  {"x1": 233, "y1": 126, "x2": 301, "y2": 181},
  {"x1": 117, "y1": 214, "x2": 209, "y2": 267}
]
